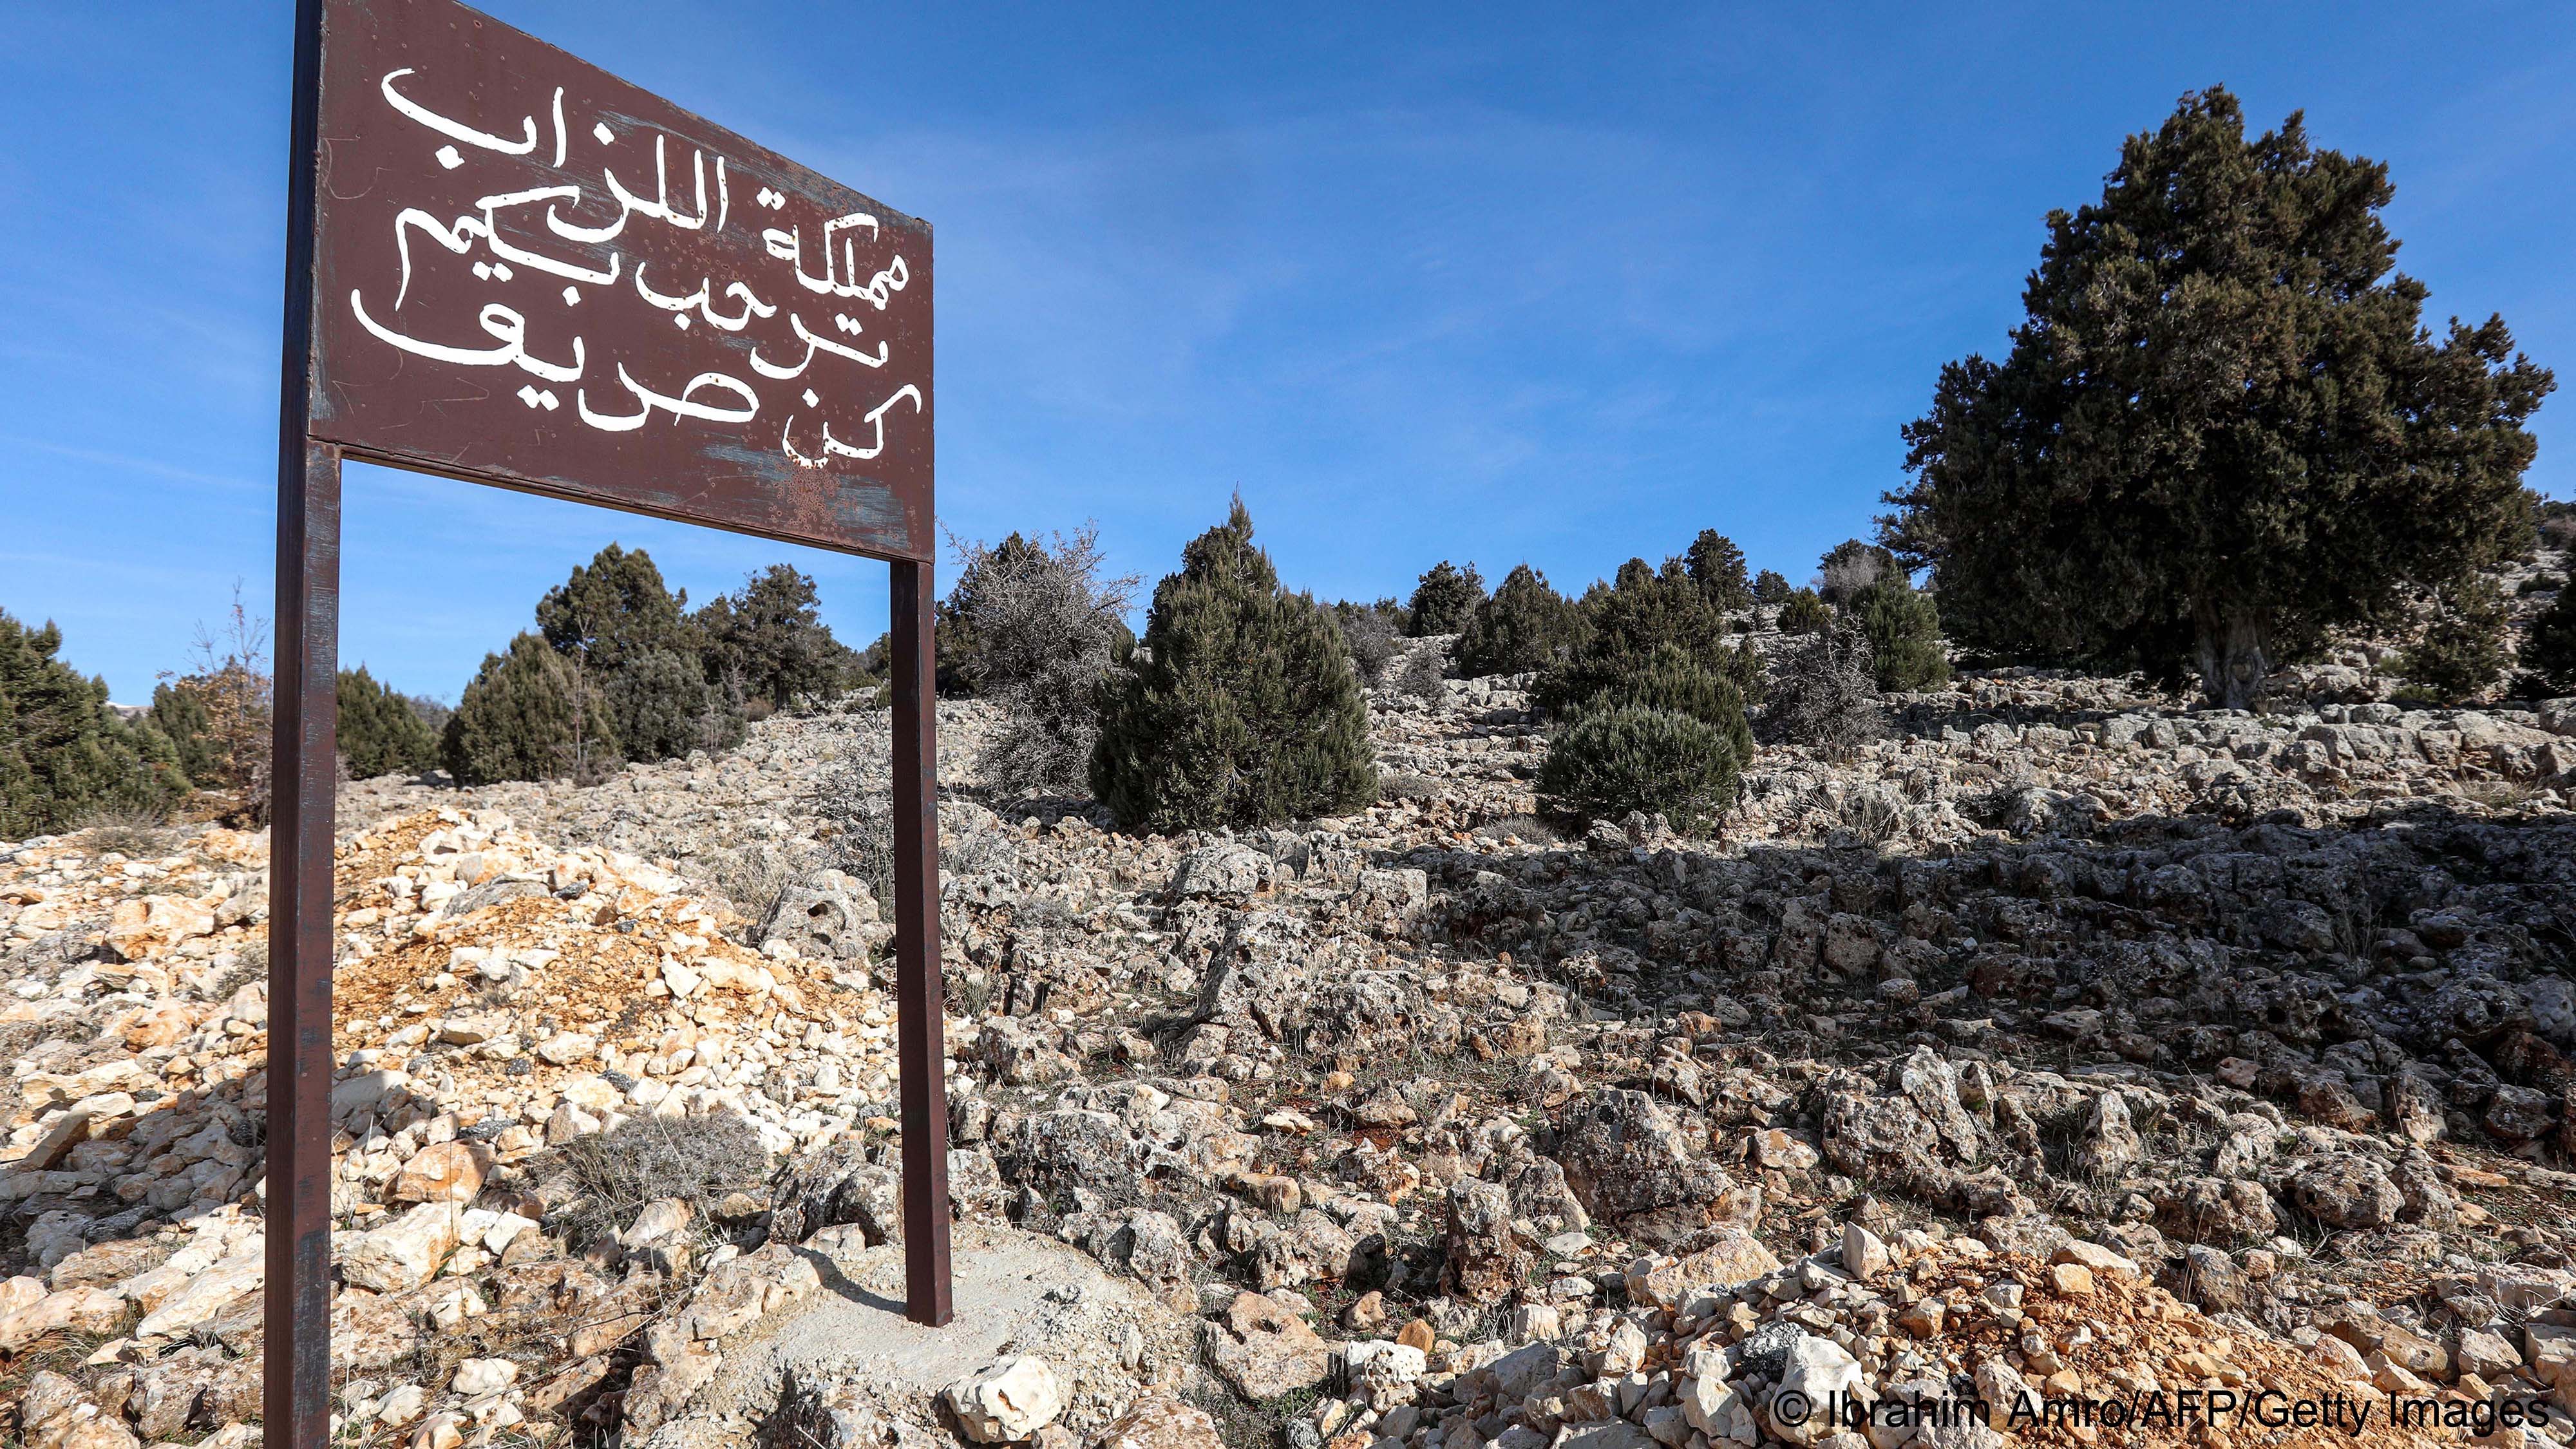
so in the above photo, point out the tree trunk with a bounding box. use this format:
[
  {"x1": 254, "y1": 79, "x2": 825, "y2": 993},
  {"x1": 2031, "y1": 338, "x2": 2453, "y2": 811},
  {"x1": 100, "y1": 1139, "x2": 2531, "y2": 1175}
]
[{"x1": 2192, "y1": 602, "x2": 2269, "y2": 711}]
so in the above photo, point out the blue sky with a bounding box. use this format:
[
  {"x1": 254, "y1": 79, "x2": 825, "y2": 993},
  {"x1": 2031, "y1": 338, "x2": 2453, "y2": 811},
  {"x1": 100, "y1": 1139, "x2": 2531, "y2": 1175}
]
[{"x1": 4, "y1": 2, "x2": 2570, "y2": 703}]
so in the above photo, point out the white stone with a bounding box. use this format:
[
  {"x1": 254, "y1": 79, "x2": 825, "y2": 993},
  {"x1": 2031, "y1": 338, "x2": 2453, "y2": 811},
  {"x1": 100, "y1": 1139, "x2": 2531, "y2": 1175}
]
[
  {"x1": 944, "y1": 1356, "x2": 1064, "y2": 1443},
  {"x1": 451, "y1": 1359, "x2": 519, "y2": 1396},
  {"x1": 1773, "y1": 1336, "x2": 1864, "y2": 1446},
  {"x1": 1841, "y1": 1223, "x2": 1889, "y2": 1280},
  {"x1": 341, "y1": 1204, "x2": 461, "y2": 1293}
]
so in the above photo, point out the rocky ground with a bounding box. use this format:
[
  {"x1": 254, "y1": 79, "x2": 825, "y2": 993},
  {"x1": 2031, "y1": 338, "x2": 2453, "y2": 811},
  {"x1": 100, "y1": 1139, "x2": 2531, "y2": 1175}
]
[{"x1": 6, "y1": 582, "x2": 2576, "y2": 1449}]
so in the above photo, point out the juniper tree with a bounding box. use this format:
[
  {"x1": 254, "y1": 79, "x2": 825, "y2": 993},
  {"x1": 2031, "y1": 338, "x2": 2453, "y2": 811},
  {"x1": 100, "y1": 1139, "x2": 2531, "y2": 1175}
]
[
  {"x1": 1, "y1": 611, "x2": 185, "y2": 836},
  {"x1": 1537, "y1": 558, "x2": 1739, "y2": 716},
  {"x1": 1457, "y1": 564, "x2": 1582, "y2": 677},
  {"x1": 1406, "y1": 561, "x2": 1486, "y2": 637},
  {"x1": 336, "y1": 666, "x2": 441, "y2": 779},
  {"x1": 1090, "y1": 499, "x2": 1376, "y2": 832},
  {"x1": 1752, "y1": 570, "x2": 1792, "y2": 606},
  {"x1": 1683, "y1": 531, "x2": 1753, "y2": 611},
  {"x1": 2522, "y1": 577, "x2": 2576, "y2": 699},
  {"x1": 537, "y1": 544, "x2": 694, "y2": 674},
  {"x1": 1777, "y1": 589, "x2": 1832, "y2": 636},
  {"x1": 442, "y1": 633, "x2": 620, "y2": 784},
  {"x1": 1886, "y1": 86, "x2": 2553, "y2": 708},
  {"x1": 2392, "y1": 578, "x2": 2510, "y2": 705},
  {"x1": 695, "y1": 564, "x2": 856, "y2": 712},
  {"x1": 1849, "y1": 573, "x2": 1950, "y2": 692}
]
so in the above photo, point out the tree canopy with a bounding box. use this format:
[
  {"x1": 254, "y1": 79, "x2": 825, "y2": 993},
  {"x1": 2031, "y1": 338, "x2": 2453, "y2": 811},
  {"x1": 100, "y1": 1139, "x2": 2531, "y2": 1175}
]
[{"x1": 1884, "y1": 86, "x2": 2553, "y2": 707}]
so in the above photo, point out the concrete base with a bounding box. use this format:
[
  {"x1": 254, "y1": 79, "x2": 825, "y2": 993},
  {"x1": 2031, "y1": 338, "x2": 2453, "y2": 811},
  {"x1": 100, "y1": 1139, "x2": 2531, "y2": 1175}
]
[{"x1": 683, "y1": 1222, "x2": 1197, "y2": 1443}]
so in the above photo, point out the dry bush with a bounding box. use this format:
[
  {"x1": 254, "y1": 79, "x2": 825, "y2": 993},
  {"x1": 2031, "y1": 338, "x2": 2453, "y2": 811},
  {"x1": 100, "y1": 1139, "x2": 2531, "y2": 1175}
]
[
  {"x1": 554, "y1": 1110, "x2": 770, "y2": 1250},
  {"x1": 948, "y1": 525, "x2": 1139, "y2": 798},
  {"x1": 1762, "y1": 625, "x2": 1885, "y2": 755}
]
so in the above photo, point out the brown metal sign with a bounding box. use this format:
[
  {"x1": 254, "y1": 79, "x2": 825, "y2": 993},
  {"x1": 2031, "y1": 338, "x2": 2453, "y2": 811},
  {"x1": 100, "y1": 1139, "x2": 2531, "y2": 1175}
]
[
  {"x1": 267, "y1": 5, "x2": 951, "y2": 1447},
  {"x1": 309, "y1": 0, "x2": 934, "y2": 560}
]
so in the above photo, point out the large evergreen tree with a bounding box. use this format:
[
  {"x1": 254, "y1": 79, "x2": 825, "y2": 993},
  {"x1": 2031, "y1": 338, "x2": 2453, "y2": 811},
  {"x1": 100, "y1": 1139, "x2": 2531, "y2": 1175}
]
[
  {"x1": 1884, "y1": 87, "x2": 2553, "y2": 708},
  {"x1": 535, "y1": 545, "x2": 739, "y2": 759},
  {"x1": 1090, "y1": 500, "x2": 1376, "y2": 832},
  {"x1": 536, "y1": 544, "x2": 694, "y2": 674}
]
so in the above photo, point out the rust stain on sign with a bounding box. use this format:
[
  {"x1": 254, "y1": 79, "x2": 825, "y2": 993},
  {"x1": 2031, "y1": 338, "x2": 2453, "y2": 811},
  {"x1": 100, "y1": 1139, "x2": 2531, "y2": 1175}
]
[{"x1": 308, "y1": 0, "x2": 933, "y2": 560}]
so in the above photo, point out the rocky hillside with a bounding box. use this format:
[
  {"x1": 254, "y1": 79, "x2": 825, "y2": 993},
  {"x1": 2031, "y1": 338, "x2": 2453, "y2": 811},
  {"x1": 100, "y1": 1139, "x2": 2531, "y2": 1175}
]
[{"x1": 5, "y1": 636, "x2": 2576, "y2": 1449}]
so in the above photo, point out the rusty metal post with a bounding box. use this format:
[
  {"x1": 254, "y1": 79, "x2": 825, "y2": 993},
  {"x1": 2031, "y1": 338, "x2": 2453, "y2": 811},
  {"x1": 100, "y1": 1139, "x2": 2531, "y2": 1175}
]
[
  {"x1": 889, "y1": 557, "x2": 953, "y2": 1325},
  {"x1": 267, "y1": 3, "x2": 336, "y2": 1443}
]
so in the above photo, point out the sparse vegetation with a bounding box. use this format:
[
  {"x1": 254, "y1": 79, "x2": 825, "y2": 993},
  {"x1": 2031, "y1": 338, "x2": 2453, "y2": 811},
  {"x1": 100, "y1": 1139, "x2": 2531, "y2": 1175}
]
[
  {"x1": 1332, "y1": 601, "x2": 1405, "y2": 683},
  {"x1": 946, "y1": 526, "x2": 1140, "y2": 799},
  {"x1": 554, "y1": 1110, "x2": 771, "y2": 1251},
  {"x1": 1763, "y1": 623, "x2": 1885, "y2": 754}
]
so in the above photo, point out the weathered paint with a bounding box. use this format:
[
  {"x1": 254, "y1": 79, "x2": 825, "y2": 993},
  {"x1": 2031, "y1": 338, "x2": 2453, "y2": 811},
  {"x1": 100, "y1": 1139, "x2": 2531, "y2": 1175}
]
[
  {"x1": 272, "y1": 5, "x2": 949, "y2": 1442},
  {"x1": 307, "y1": 0, "x2": 934, "y2": 561}
]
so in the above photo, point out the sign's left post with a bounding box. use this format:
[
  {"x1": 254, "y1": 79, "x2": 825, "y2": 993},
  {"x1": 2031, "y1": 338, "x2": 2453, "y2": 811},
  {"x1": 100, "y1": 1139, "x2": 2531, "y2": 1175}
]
[{"x1": 267, "y1": 4, "x2": 338, "y2": 1448}]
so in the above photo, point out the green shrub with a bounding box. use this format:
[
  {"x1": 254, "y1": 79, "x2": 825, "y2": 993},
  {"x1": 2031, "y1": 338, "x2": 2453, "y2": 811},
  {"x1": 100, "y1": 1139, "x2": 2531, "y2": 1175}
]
[
  {"x1": 2391, "y1": 577, "x2": 2509, "y2": 705},
  {"x1": 1850, "y1": 574, "x2": 1951, "y2": 691},
  {"x1": 1406, "y1": 561, "x2": 1486, "y2": 636},
  {"x1": 1777, "y1": 588, "x2": 1832, "y2": 634},
  {"x1": 1537, "y1": 705, "x2": 1740, "y2": 835},
  {"x1": 1090, "y1": 500, "x2": 1378, "y2": 832},
  {"x1": 2521, "y1": 573, "x2": 2576, "y2": 697},
  {"x1": 1, "y1": 611, "x2": 187, "y2": 837},
  {"x1": 1752, "y1": 569, "x2": 1791, "y2": 605},
  {"x1": 1684, "y1": 531, "x2": 1754, "y2": 611},
  {"x1": 442, "y1": 633, "x2": 620, "y2": 784},
  {"x1": 604, "y1": 649, "x2": 741, "y2": 762},
  {"x1": 1537, "y1": 559, "x2": 1728, "y2": 713},
  {"x1": 1563, "y1": 643, "x2": 1753, "y2": 768},
  {"x1": 336, "y1": 666, "x2": 441, "y2": 779},
  {"x1": 1457, "y1": 564, "x2": 1581, "y2": 677}
]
